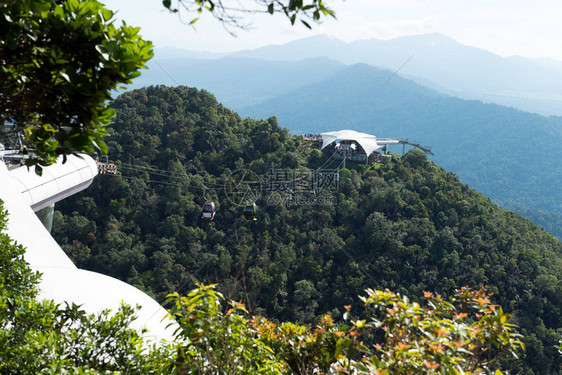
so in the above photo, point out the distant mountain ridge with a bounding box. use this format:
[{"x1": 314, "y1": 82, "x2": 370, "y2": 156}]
[
  {"x1": 233, "y1": 33, "x2": 562, "y2": 116},
  {"x1": 131, "y1": 56, "x2": 345, "y2": 109},
  {"x1": 156, "y1": 33, "x2": 562, "y2": 116}
]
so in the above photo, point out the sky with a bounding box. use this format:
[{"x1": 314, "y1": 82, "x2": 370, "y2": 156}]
[{"x1": 102, "y1": 0, "x2": 562, "y2": 60}]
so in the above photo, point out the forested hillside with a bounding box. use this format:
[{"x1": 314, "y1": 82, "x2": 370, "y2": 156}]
[
  {"x1": 133, "y1": 56, "x2": 562, "y2": 238},
  {"x1": 241, "y1": 63, "x2": 562, "y2": 239},
  {"x1": 53, "y1": 86, "x2": 562, "y2": 374}
]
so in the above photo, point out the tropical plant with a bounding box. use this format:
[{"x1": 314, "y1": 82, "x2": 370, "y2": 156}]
[
  {"x1": 167, "y1": 284, "x2": 525, "y2": 374},
  {"x1": 0, "y1": 0, "x2": 153, "y2": 170},
  {"x1": 166, "y1": 284, "x2": 284, "y2": 374},
  {"x1": 0, "y1": 202, "x2": 170, "y2": 374}
]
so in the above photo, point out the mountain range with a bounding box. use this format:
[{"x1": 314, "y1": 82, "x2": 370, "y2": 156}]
[
  {"x1": 150, "y1": 33, "x2": 562, "y2": 116},
  {"x1": 240, "y1": 63, "x2": 562, "y2": 237},
  {"x1": 129, "y1": 33, "x2": 562, "y2": 238},
  {"x1": 131, "y1": 56, "x2": 344, "y2": 109},
  {"x1": 233, "y1": 33, "x2": 562, "y2": 117}
]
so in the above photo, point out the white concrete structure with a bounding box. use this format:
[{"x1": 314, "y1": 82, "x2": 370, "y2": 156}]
[
  {"x1": 9, "y1": 154, "x2": 99, "y2": 212},
  {"x1": 0, "y1": 155, "x2": 176, "y2": 342},
  {"x1": 320, "y1": 129, "x2": 399, "y2": 155}
]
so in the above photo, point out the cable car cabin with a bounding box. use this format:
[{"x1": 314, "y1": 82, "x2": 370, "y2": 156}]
[
  {"x1": 201, "y1": 201, "x2": 216, "y2": 221},
  {"x1": 243, "y1": 203, "x2": 257, "y2": 221}
]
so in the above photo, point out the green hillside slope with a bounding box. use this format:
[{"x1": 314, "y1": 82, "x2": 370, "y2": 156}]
[
  {"x1": 240, "y1": 63, "x2": 562, "y2": 239},
  {"x1": 53, "y1": 86, "x2": 562, "y2": 374}
]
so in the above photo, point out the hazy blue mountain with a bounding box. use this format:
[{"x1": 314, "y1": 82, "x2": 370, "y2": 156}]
[
  {"x1": 231, "y1": 34, "x2": 350, "y2": 61},
  {"x1": 131, "y1": 56, "x2": 345, "y2": 108},
  {"x1": 240, "y1": 63, "x2": 562, "y2": 237},
  {"x1": 232, "y1": 33, "x2": 562, "y2": 116}
]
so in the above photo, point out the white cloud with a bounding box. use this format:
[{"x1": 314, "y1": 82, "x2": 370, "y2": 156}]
[{"x1": 322, "y1": 11, "x2": 439, "y2": 41}]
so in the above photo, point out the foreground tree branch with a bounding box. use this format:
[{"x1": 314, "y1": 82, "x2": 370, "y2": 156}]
[
  {"x1": 0, "y1": 0, "x2": 153, "y2": 172},
  {"x1": 162, "y1": 0, "x2": 337, "y2": 32}
]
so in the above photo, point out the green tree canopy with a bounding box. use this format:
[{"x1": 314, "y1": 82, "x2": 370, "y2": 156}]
[
  {"x1": 0, "y1": 200, "x2": 525, "y2": 374},
  {"x1": 0, "y1": 201, "x2": 170, "y2": 373},
  {"x1": 0, "y1": 0, "x2": 153, "y2": 171},
  {"x1": 53, "y1": 85, "x2": 562, "y2": 373}
]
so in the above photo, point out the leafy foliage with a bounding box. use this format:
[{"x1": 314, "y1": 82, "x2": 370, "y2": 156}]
[
  {"x1": 165, "y1": 284, "x2": 524, "y2": 374},
  {"x1": 354, "y1": 287, "x2": 524, "y2": 374},
  {"x1": 53, "y1": 85, "x2": 562, "y2": 373},
  {"x1": 161, "y1": 0, "x2": 336, "y2": 31},
  {"x1": 0, "y1": 210, "x2": 525, "y2": 375},
  {"x1": 0, "y1": 0, "x2": 153, "y2": 170},
  {"x1": 0, "y1": 201, "x2": 169, "y2": 374},
  {"x1": 166, "y1": 284, "x2": 283, "y2": 374}
]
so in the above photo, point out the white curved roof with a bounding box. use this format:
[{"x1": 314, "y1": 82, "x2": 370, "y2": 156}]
[
  {"x1": 38, "y1": 268, "x2": 174, "y2": 342},
  {"x1": 9, "y1": 154, "x2": 98, "y2": 212},
  {"x1": 320, "y1": 129, "x2": 383, "y2": 156},
  {"x1": 0, "y1": 156, "x2": 176, "y2": 343}
]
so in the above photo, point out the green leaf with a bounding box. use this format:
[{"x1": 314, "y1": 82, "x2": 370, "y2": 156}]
[{"x1": 100, "y1": 8, "x2": 113, "y2": 21}]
